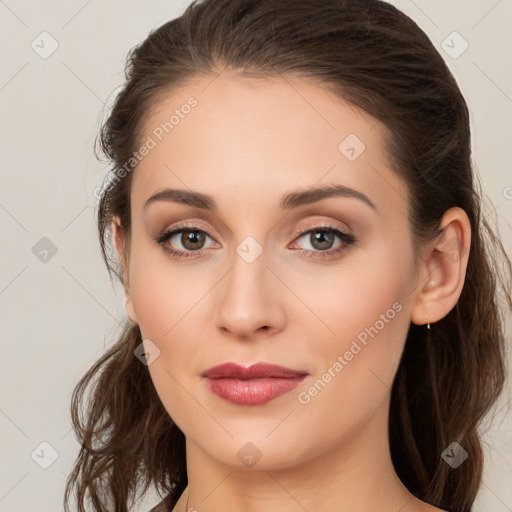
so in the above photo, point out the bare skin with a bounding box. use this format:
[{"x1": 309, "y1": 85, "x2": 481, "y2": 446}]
[{"x1": 113, "y1": 70, "x2": 469, "y2": 512}]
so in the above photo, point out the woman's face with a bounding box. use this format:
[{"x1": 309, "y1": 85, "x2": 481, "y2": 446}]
[{"x1": 118, "y1": 72, "x2": 423, "y2": 469}]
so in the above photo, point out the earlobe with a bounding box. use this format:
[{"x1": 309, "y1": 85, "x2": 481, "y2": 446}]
[
  {"x1": 410, "y1": 207, "x2": 471, "y2": 328},
  {"x1": 125, "y1": 296, "x2": 138, "y2": 325}
]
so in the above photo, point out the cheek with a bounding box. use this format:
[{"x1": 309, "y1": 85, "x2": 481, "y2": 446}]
[
  {"x1": 129, "y1": 259, "x2": 208, "y2": 434},
  {"x1": 289, "y1": 271, "x2": 411, "y2": 455},
  {"x1": 309, "y1": 280, "x2": 407, "y2": 396},
  {"x1": 128, "y1": 241, "x2": 199, "y2": 338},
  {"x1": 302, "y1": 238, "x2": 415, "y2": 393}
]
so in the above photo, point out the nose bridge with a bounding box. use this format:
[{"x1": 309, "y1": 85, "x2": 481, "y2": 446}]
[{"x1": 214, "y1": 231, "x2": 284, "y2": 337}]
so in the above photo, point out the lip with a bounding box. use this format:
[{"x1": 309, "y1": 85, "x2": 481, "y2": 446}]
[
  {"x1": 202, "y1": 362, "x2": 308, "y2": 379},
  {"x1": 202, "y1": 362, "x2": 309, "y2": 406}
]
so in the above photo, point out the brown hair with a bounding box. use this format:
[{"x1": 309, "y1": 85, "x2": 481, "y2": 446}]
[{"x1": 64, "y1": 1, "x2": 512, "y2": 511}]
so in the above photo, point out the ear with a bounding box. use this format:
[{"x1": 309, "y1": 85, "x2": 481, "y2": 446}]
[
  {"x1": 112, "y1": 216, "x2": 138, "y2": 324},
  {"x1": 410, "y1": 207, "x2": 471, "y2": 328}
]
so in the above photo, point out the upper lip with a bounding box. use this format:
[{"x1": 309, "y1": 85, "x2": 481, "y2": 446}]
[{"x1": 201, "y1": 362, "x2": 309, "y2": 380}]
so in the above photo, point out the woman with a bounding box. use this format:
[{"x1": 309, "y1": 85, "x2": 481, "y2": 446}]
[{"x1": 63, "y1": 1, "x2": 512, "y2": 511}]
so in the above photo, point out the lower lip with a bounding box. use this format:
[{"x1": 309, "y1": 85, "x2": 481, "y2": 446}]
[{"x1": 204, "y1": 376, "x2": 307, "y2": 405}]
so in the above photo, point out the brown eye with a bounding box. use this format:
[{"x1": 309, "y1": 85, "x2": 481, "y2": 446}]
[
  {"x1": 290, "y1": 224, "x2": 357, "y2": 260},
  {"x1": 155, "y1": 224, "x2": 217, "y2": 259},
  {"x1": 180, "y1": 230, "x2": 207, "y2": 250},
  {"x1": 308, "y1": 230, "x2": 336, "y2": 251}
]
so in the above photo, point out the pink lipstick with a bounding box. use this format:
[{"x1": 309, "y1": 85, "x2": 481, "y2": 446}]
[{"x1": 201, "y1": 362, "x2": 308, "y2": 406}]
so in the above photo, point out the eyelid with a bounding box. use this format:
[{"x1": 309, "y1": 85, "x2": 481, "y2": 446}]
[
  {"x1": 155, "y1": 222, "x2": 217, "y2": 245},
  {"x1": 292, "y1": 220, "x2": 351, "y2": 239},
  {"x1": 155, "y1": 220, "x2": 217, "y2": 240},
  {"x1": 288, "y1": 222, "x2": 356, "y2": 253},
  {"x1": 156, "y1": 219, "x2": 353, "y2": 245},
  {"x1": 155, "y1": 219, "x2": 356, "y2": 262}
]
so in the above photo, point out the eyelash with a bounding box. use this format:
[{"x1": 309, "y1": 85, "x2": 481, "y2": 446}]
[{"x1": 154, "y1": 222, "x2": 357, "y2": 261}]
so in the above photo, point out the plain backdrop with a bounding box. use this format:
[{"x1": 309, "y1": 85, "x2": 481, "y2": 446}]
[{"x1": 0, "y1": 1, "x2": 511, "y2": 511}]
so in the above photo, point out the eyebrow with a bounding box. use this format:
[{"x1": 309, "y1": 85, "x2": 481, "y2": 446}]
[{"x1": 143, "y1": 184, "x2": 377, "y2": 212}]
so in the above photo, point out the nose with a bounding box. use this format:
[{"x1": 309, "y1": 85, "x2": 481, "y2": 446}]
[{"x1": 215, "y1": 246, "x2": 286, "y2": 340}]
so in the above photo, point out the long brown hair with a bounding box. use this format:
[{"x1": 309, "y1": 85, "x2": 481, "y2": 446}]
[{"x1": 63, "y1": 1, "x2": 512, "y2": 511}]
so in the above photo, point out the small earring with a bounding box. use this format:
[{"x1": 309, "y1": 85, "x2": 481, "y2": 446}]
[{"x1": 426, "y1": 313, "x2": 430, "y2": 330}]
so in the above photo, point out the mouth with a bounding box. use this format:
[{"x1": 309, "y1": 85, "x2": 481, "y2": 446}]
[{"x1": 201, "y1": 362, "x2": 309, "y2": 406}]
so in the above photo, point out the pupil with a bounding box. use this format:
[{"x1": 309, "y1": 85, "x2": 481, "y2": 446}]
[
  {"x1": 183, "y1": 230, "x2": 204, "y2": 249},
  {"x1": 312, "y1": 231, "x2": 333, "y2": 250}
]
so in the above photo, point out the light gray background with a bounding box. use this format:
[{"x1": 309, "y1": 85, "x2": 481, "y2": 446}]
[{"x1": 1, "y1": 1, "x2": 511, "y2": 511}]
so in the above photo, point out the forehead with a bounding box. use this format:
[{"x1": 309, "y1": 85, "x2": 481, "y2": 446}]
[{"x1": 131, "y1": 72, "x2": 408, "y2": 220}]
